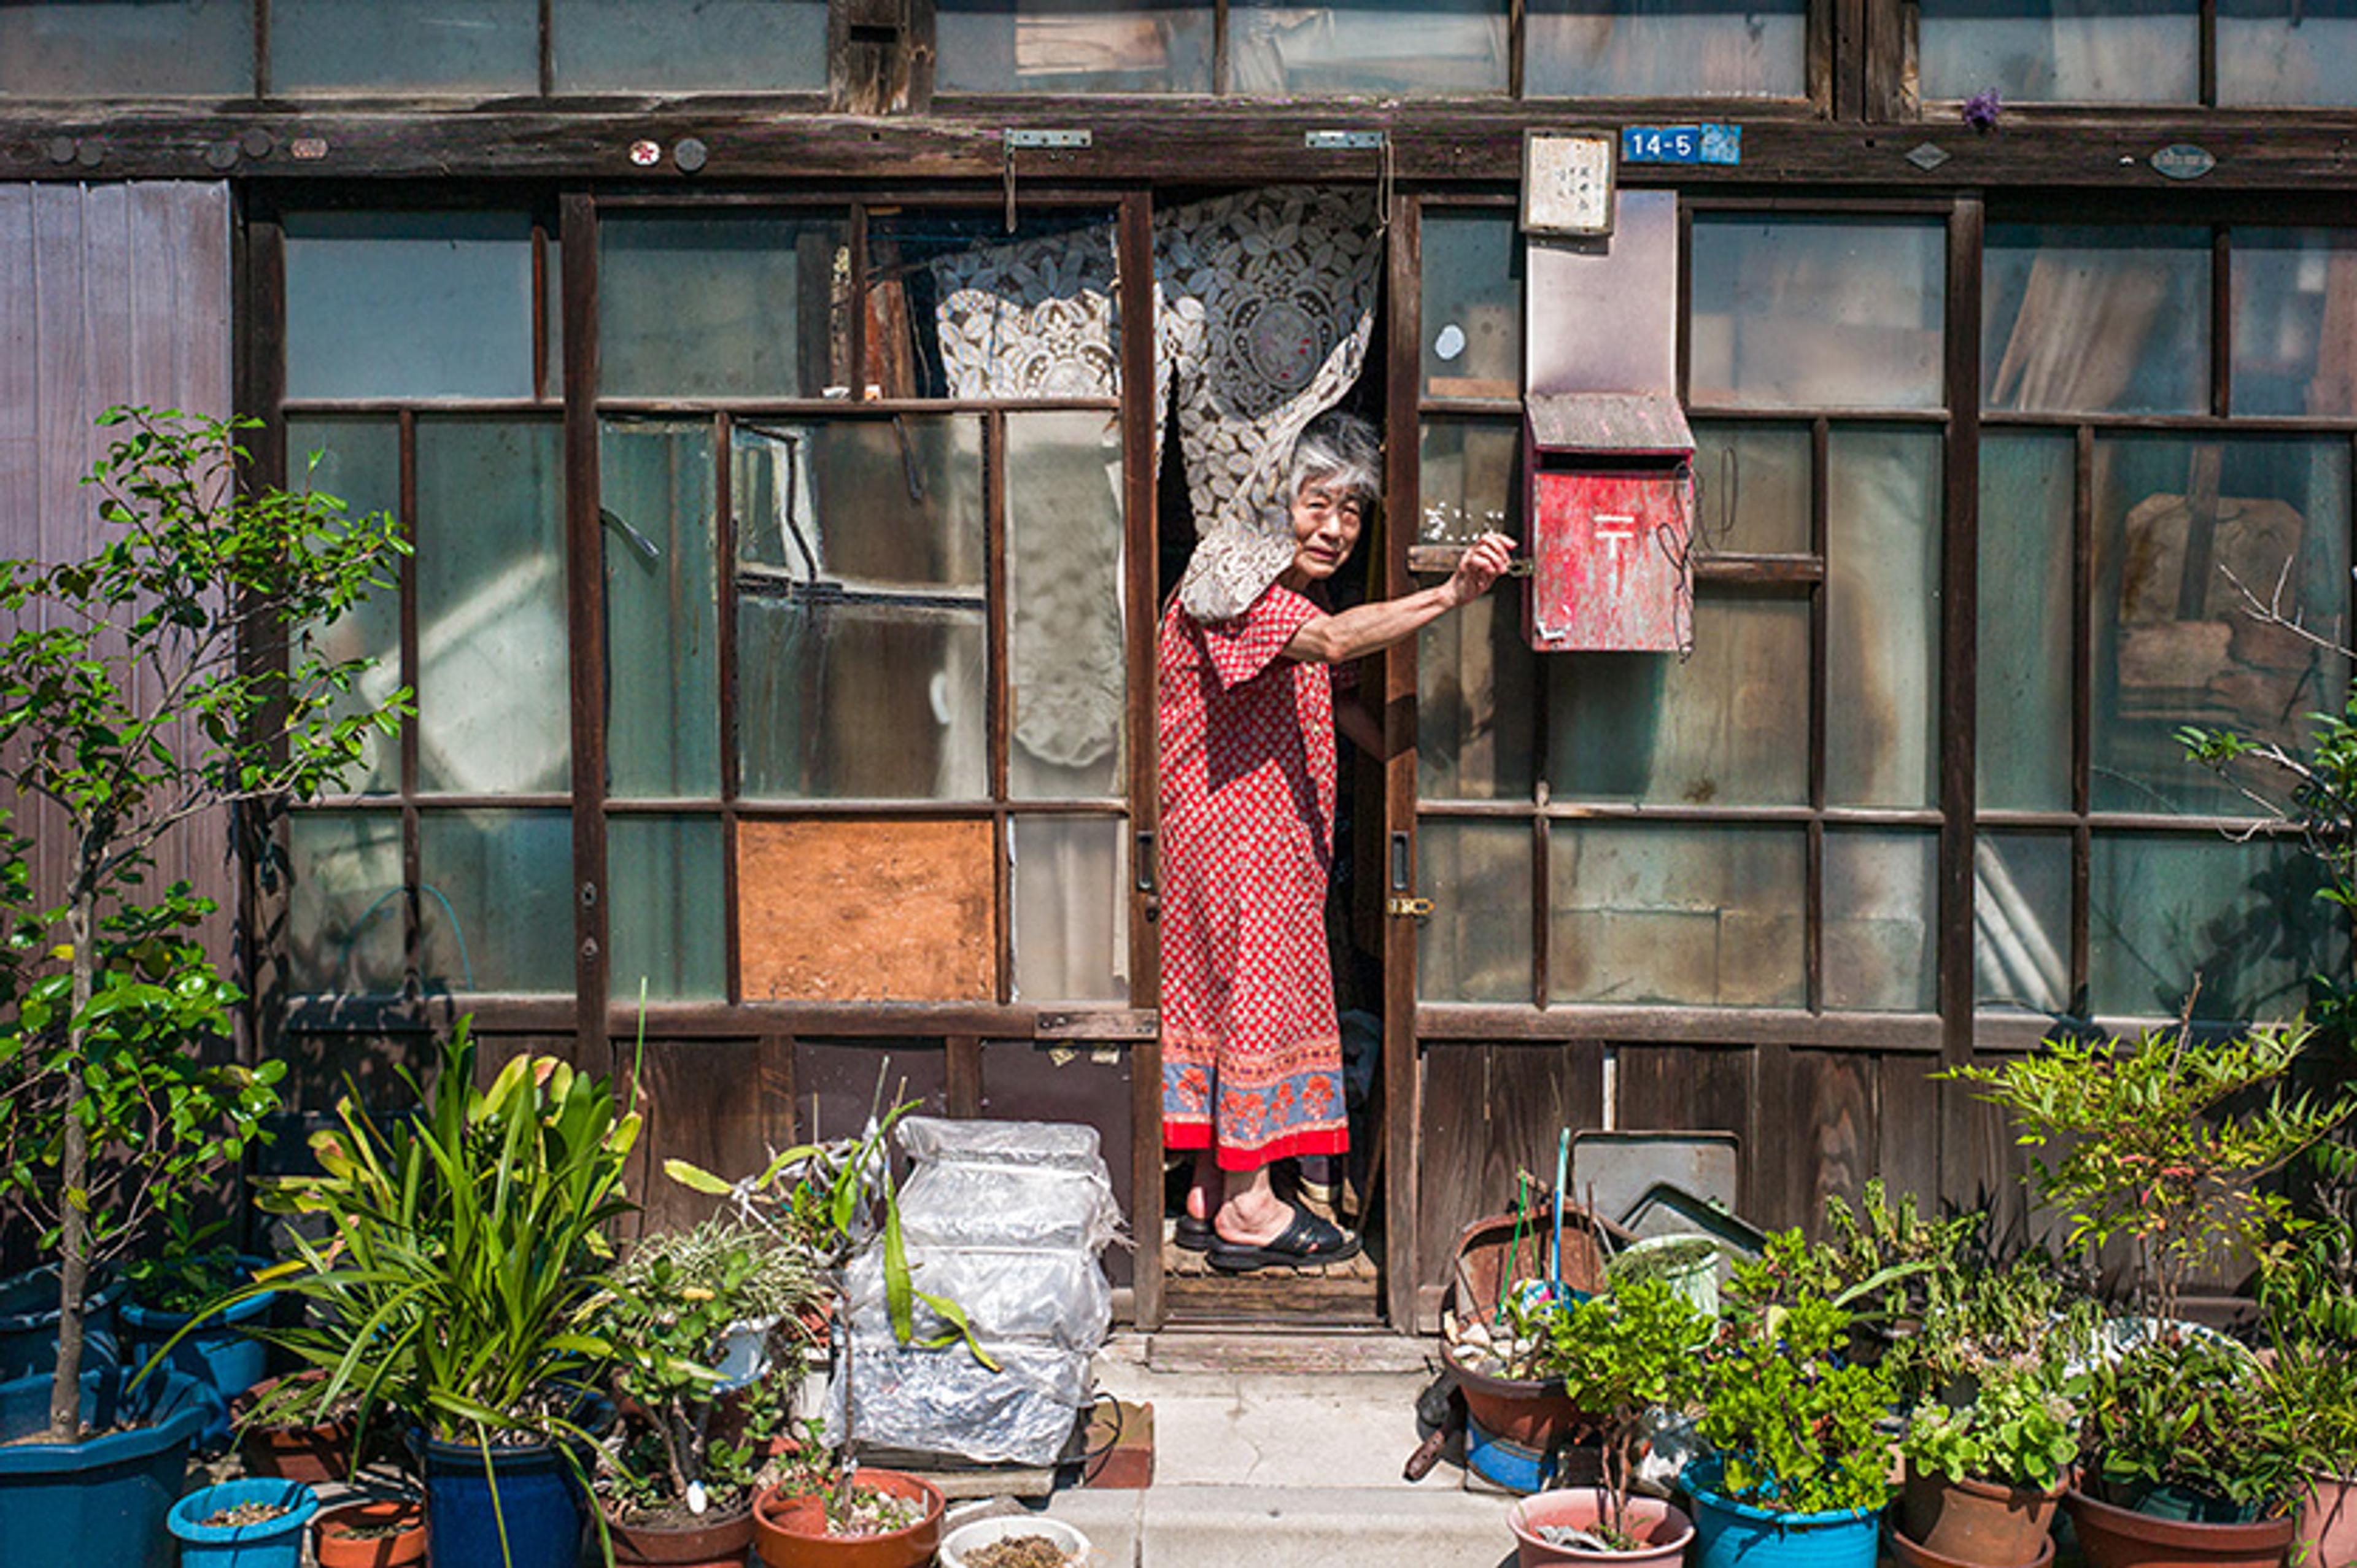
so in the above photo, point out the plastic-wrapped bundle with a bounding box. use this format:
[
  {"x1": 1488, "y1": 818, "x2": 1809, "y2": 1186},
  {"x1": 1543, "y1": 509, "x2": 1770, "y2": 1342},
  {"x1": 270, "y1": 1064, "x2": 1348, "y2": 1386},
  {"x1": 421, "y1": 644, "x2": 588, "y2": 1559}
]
[
  {"x1": 827, "y1": 1332, "x2": 1093, "y2": 1466},
  {"x1": 893, "y1": 1119, "x2": 1122, "y2": 1253},
  {"x1": 845, "y1": 1245, "x2": 1110, "y2": 1352}
]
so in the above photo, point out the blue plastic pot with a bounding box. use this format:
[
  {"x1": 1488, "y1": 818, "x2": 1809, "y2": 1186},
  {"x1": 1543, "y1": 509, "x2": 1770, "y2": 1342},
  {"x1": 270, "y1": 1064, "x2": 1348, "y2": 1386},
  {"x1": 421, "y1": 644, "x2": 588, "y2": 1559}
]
[
  {"x1": 0, "y1": 1266, "x2": 123, "y2": 1383},
  {"x1": 0, "y1": 1366, "x2": 217, "y2": 1568},
  {"x1": 418, "y1": 1427, "x2": 594, "y2": 1568},
  {"x1": 120, "y1": 1258, "x2": 278, "y2": 1450},
  {"x1": 167, "y1": 1478, "x2": 317, "y2": 1568},
  {"x1": 1686, "y1": 1459, "x2": 1887, "y2": 1568}
]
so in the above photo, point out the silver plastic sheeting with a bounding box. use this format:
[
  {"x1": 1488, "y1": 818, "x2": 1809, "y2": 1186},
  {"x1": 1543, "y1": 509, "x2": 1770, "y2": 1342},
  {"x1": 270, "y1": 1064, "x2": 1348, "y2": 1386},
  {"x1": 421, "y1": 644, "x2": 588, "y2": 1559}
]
[
  {"x1": 827, "y1": 1333, "x2": 1096, "y2": 1466},
  {"x1": 845, "y1": 1245, "x2": 1111, "y2": 1353}
]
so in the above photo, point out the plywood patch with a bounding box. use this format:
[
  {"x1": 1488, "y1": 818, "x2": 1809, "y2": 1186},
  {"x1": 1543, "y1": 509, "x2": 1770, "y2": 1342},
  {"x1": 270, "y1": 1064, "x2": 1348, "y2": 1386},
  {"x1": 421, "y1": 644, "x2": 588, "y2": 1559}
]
[{"x1": 738, "y1": 819, "x2": 996, "y2": 1001}]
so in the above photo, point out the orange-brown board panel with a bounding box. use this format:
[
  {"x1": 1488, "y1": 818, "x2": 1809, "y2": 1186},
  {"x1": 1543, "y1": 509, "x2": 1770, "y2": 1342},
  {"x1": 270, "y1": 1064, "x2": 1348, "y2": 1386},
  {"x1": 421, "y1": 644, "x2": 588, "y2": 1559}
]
[{"x1": 738, "y1": 819, "x2": 997, "y2": 1002}]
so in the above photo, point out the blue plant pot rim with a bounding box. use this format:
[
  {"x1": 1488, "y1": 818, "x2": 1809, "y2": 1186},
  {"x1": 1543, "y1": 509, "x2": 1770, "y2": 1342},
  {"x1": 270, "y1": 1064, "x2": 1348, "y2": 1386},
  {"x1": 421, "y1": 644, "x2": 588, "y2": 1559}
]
[
  {"x1": 0, "y1": 1266, "x2": 125, "y2": 1331},
  {"x1": 0, "y1": 1367, "x2": 211, "y2": 1475},
  {"x1": 120, "y1": 1261, "x2": 279, "y2": 1334},
  {"x1": 167, "y1": 1478, "x2": 320, "y2": 1543},
  {"x1": 1684, "y1": 1459, "x2": 1889, "y2": 1527}
]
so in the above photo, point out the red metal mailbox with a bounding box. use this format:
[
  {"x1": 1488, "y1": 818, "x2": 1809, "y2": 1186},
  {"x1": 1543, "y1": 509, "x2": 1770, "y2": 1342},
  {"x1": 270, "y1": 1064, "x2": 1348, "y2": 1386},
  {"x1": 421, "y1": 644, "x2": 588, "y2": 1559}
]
[{"x1": 1524, "y1": 391, "x2": 1695, "y2": 654}]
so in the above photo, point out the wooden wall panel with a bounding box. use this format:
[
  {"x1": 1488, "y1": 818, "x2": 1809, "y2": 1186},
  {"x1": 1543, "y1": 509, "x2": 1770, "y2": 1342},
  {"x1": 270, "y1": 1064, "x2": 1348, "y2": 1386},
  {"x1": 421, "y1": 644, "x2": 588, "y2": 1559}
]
[
  {"x1": 980, "y1": 1040, "x2": 1134, "y2": 1288},
  {"x1": 1877, "y1": 1052, "x2": 1943, "y2": 1212},
  {"x1": 1791, "y1": 1049, "x2": 1876, "y2": 1239},
  {"x1": 795, "y1": 1037, "x2": 948, "y2": 1148},
  {"x1": 1614, "y1": 1043, "x2": 1757, "y2": 1215},
  {"x1": 625, "y1": 1037, "x2": 795, "y2": 1239},
  {"x1": 738, "y1": 819, "x2": 996, "y2": 1002}
]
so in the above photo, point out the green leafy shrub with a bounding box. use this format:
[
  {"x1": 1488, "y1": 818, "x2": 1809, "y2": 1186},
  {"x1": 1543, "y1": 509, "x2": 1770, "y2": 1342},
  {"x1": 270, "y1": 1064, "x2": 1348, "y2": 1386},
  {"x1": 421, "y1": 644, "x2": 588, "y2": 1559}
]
[
  {"x1": 2085, "y1": 1334, "x2": 2303, "y2": 1518},
  {"x1": 1545, "y1": 1276, "x2": 1709, "y2": 1544},
  {"x1": 1901, "y1": 1361, "x2": 2080, "y2": 1494},
  {"x1": 1693, "y1": 1292, "x2": 1896, "y2": 1516}
]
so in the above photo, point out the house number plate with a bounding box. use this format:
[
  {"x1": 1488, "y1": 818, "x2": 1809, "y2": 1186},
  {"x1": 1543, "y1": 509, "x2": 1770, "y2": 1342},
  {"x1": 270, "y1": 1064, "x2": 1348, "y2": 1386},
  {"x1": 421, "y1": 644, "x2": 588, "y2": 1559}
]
[{"x1": 1620, "y1": 124, "x2": 1742, "y2": 166}]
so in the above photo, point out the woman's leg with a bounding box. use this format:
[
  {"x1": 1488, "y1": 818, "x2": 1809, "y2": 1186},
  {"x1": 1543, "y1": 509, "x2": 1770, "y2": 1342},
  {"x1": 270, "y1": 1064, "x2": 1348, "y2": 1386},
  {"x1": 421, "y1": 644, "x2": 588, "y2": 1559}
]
[
  {"x1": 1186, "y1": 1151, "x2": 1222, "y2": 1224},
  {"x1": 1213, "y1": 1161, "x2": 1298, "y2": 1245}
]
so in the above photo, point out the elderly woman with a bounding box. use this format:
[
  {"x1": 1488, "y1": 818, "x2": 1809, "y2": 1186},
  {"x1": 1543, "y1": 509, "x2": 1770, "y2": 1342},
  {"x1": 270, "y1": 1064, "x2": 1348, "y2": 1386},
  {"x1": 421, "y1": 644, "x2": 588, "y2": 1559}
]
[{"x1": 1159, "y1": 411, "x2": 1513, "y2": 1272}]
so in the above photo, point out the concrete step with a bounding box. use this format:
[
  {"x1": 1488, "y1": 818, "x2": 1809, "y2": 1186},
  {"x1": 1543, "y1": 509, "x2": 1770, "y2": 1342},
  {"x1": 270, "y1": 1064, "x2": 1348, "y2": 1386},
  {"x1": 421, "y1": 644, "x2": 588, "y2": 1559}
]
[{"x1": 1040, "y1": 1482, "x2": 1520, "y2": 1568}]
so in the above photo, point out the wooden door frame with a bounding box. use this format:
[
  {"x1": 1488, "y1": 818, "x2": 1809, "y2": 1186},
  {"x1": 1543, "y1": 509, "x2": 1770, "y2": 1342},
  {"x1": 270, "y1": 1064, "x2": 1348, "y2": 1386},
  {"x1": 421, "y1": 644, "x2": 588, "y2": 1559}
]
[{"x1": 1381, "y1": 190, "x2": 1425, "y2": 1334}]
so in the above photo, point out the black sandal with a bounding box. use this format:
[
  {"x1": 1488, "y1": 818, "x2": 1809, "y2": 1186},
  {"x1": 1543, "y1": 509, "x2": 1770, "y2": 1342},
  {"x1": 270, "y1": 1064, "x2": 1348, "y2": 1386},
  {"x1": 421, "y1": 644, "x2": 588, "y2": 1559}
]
[
  {"x1": 1205, "y1": 1207, "x2": 1361, "y2": 1273},
  {"x1": 1174, "y1": 1214, "x2": 1213, "y2": 1251}
]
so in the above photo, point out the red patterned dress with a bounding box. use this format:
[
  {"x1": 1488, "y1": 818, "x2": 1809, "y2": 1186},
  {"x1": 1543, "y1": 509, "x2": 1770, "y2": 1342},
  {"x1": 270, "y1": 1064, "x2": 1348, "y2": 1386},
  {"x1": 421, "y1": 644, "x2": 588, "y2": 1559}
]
[{"x1": 1158, "y1": 584, "x2": 1348, "y2": 1172}]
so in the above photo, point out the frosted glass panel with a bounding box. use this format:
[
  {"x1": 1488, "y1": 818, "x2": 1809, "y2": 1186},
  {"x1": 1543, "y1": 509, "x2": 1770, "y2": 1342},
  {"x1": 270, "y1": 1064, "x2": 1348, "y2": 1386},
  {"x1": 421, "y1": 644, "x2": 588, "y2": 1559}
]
[
  {"x1": 552, "y1": 0, "x2": 828, "y2": 91},
  {"x1": 1690, "y1": 422, "x2": 1811, "y2": 554},
  {"x1": 737, "y1": 602, "x2": 988, "y2": 800},
  {"x1": 1230, "y1": 0, "x2": 1508, "y2": 95},
  {"x1": 1012, "y1": 817, "x2": 1130, "y2": 1003},
  {"x1": 2091, "y1": 435, "x2": 2348, "y2": 815},
  {"x1": 1420, "y1": 213, "x2": 1522, "y2": 399},
  {"x1": 413, "y1": 420, "x2": 570, "y2": 796},
  {"x1": 2220, "y1": 0, "x2": 2357, "y2": 106},
  {"x1": 1547, "y1": 597, "x2": 1809, "y2": 806},
  {"x1": 1689, "y1": 217, "x2": 1945, "y2": 410},
  {"x1": 608, "y1": 816, "x2": 725, "y2": 1002},
  {"x1": 937, "y1": 0, "x2": 1214, "y2": 90},
  {"x1": 1827, "y1": 428, "x2": 1940, "y2": 809},
  {"x1": 603, "y1": 421, "x2": 719, "y2": 799},
  {"x1": 274, "y1": 0, "x2": 538, "y2": 94},
  {"x1": 285, "y1": 212, "x2": 536, "y2": 401},
  {"x1": 1525, "y1": 0, "x2": 1807, "y2": 98},
  {"x1": 2232, "y1": 230, "x2": 2357, "y2": 417},
  {"x1": 1825, "y1": 831, "x2": 1937, "y2": 1012},
  {"x1": 1417, "y1": 819, "x2": 1533, "y2": 1002},
  {"x1": 1983, "y1": 226, "x2": 2209, "y2": 415},
  {"x1": 419, "y1": 810, "x2": 573, "y2": 995},
  {"x1": 0, "y1": 0, "x2": 252, "y2": 96},
  {"x1": 1418, "y1": 585, "x2": 1538, "y2": 802},
  {"x1": 1008, "y1": 412, "x2": 1125, "y2": 800},
  {"x1": 1977, "y1": 433, "x2": 2075, "y2": 813},
  {"x1": 734, "y1": 417, "x2": 985, "y2": 587},
  {"x1": 600, "y1": 215, "x2": 850, "y2": 400},
  {"x1": 2091, "y1": 832, "x2": 2339, "y2": 1022},
  {"x1": 1975, "y1": 832, "x2": 2070, "y2": 1015},
  {"x1": 289, "y1": 416, "x2": 403, "y2": 795},
  {"x1": 287, "y1": 811, "x2": 405, "y2": 996},
  {"x1": 1918, "y1": 0, "x2": 2198, "y2": 102},
  {"x1": 1418, "y1": 417, "x2": 1520, "y2": 548},
  {"x1": 1550, "y1": 824, "x2": 1805, "y2": 1006}
]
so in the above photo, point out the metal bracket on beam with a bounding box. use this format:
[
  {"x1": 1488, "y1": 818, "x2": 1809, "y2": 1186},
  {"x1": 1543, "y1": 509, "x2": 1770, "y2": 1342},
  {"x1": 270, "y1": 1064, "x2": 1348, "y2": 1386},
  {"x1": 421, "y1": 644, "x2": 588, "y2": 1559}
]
[
  {"x1": 1005, "y1": 128, "x2": 1091, "y2": 149},
  {"x1": 1306, "y1": 129, "x2": 1387, "y2": 150}
]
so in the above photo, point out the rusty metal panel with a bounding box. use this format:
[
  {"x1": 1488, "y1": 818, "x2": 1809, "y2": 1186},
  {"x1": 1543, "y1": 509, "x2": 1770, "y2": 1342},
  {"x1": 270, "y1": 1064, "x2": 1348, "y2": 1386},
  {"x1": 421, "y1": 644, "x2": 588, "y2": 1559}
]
[
  {"x1": 738, "y1": 817, "x2": 997, "y2": 1001},
  {"x1": 1526, "y1": 390, "x2": 1693, "y2": 460},
  {"x1": 1527, "y1": 469, "x2": 1693, "y2": 653}
]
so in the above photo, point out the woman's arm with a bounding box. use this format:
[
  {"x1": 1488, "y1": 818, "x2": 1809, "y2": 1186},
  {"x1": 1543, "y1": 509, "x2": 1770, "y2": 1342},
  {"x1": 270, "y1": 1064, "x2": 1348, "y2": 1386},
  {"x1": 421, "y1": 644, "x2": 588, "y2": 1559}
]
[{"x1": 1283, "y1": 531, "x2": 1515, "y2": 665}]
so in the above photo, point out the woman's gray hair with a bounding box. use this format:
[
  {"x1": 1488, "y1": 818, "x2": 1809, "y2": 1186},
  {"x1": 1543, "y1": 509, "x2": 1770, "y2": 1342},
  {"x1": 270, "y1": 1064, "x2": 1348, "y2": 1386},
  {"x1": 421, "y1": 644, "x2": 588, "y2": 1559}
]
[{"x1": 1287, "y1": 411, "x2": 1382, "y2": 508}]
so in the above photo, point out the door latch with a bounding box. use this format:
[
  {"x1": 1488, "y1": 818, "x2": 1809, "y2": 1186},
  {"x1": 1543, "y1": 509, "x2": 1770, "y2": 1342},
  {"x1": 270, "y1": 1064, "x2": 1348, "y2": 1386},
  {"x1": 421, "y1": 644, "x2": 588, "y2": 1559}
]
[{"x1": 1386, "y1": 895, "x2": 1434, "y2": 920}]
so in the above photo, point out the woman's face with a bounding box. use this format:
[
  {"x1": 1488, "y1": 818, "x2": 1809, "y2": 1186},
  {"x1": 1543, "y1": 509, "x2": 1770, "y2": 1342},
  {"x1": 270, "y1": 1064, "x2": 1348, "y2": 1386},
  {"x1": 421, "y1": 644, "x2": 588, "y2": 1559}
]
[{"x1": 1287, "y1": 475, "x2": 1364, "y2": 585}]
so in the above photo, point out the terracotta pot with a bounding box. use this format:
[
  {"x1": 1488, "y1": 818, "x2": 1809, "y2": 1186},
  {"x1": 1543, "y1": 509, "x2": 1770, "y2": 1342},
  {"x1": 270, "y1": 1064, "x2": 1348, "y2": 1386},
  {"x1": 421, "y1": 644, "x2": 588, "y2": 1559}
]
[
  {"x1": 1899, "y1": 1461, "x2": 2065, "y2": 1566},
  {"x1": 1507, "y1": 1487, "x2": 1695, "y2": 1567},
  {"x1": 232, "y1": 1372, "x2": 355, "y2": 1486},
  {"x1": 1891, "y1": 1521, "x2": 2055, "y2": 1568},
  {"x1": 1442, "y1": 1337, "x2": 1589, "y2": 1450},
  {"x1": 750, "y1": 1470, "x2": 943, "y2": 1568},
  {"x1": 2294, "y1": 1470, "x2": 2357, "y2": 1568},
  {"x1": 609, "y1": 1498, "x2": 757, "y2": 1567},
  {"x1": 2065, "y1": 1485, "x2": 2296, "y2": 1568},
  {"x1": 311, "y1": 1497, "x2": 427, "y2": 1568}
]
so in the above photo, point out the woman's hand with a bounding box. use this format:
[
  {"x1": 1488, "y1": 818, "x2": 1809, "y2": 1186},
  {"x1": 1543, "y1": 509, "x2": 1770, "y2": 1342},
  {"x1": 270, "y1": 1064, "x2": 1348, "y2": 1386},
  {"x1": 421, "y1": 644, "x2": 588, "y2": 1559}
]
[{"x1": 1444, "y1": 531, "x2": 1517, "y2": 606}]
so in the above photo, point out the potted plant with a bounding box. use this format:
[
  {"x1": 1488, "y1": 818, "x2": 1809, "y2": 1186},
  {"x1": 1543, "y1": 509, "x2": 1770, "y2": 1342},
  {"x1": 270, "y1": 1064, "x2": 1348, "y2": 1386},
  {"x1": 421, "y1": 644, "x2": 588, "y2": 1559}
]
[
  {"x1": 0, "y1": 407, "x2": 404, "y2": 1568},
  {"x1": 231, "y1": 1369, "x2": 362, "y2": 1485},
  {"x1": 118, "y1": 1216, "x2": 282, "y2": 1450},
  {"x1": 311, "y1": 1495, "x2": 427, "y2": 1568},
  {"x1": 2257, "y1": 1338, "x2": 2357, "y2": 1568},
  {"x1": 164, "y1": 1478, "x2": 319, "y2": 1568},
  {"x1": 2067, "y1": 1333, "x2": 2302, "y2": 1567},
  {"x1": 595, "y1": 1216, "x2": 825, "y2": 1568},
  {"x1": 1684, "y1": 1281, "x2": 1897, "y2": 1568},
  {"x1": 1510, "y1": 1275, "x2": 1707, "y2": 1566}
]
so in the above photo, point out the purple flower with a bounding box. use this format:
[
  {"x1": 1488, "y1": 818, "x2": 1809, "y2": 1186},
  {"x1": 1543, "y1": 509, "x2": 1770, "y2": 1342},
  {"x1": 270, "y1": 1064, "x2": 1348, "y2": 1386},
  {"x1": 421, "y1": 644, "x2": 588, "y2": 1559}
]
[{"x1": 1963, "y1": 88, "x2": 2002, "y2": 131}]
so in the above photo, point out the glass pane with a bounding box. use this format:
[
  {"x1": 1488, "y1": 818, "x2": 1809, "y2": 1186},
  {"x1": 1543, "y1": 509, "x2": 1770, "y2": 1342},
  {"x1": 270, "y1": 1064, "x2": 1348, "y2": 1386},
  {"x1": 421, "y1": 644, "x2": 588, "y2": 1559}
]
[
  {"x1": 2090, "y1": 832, "x2": 2340, "y2": 1021},
  {"x1": 608, "y1": 816, "x2": 724, "y2": 1002},
  {"x1": 1230, "y1": 0, "x2": 1508, "y2": 93},
  {"x1": 2220, "y1": 0, "x2": 2357, "y2": 106},
  {"x1": 936, "y1": 0, "x2": 1214, "y2": 90},
  {"x1": 1983, "y1": 225, "x2": 2209, "y2": 415},
  {"x1": 599, "y1": 214, "x2": 850, "y2": 400},
  {"x1": 414, "y1": 420, "x2": 571, "y2": 795},
  {"x1": 1689, "y1": 217, "x2": 1945, "y2": 410},
  {"x1": 1917, "y1": 0, "x2": 2199, "y2": 102},
  {"x1": 273, "y1": 0, "x2": 538, "y2": 93},
  {"x1": 735, "y1": 417, "x2": 985, "y2": 585},
  {"x1": 1525, "y1": 0, "x2": 1807, "y2": 97},
  {"x1": 1975, "y1": 832, "x2": 2070, "y2": 1015},
  {"x1": 1825, "y1": 830, "x2": 1937, "y2": 1012},
  {"x1": 1008, "y1": 412, "x2": 1125, "y2": 800},
  {"x1": 1547, "y1": 597, "x2": 1809, "y2": 806},
  {"x1": 552, "y1": 0, "x2": 827, "y2": 91},
  {"x1": 603, "y1": 420, "x2": 720, "y2": 799},
  {"x1": 1549, "y1": 824, "x2": 1805, "y2": 1006},
  {"x1": 1417, "y1": 417, "x2": 1520, "y2": 547},
  {"x1": 419, "y1": 809, "x2": 573, "y2": 994},
  {"x1": 0, "y1": 0, "x2": 251, "y2": 96},
  {"x1": 287, "y1": 811, "x2": 405, "y2": 995},
  {"x1": 2092, "y1": 434, "x2": 2350, "y2": 814},
  {"x1": 288, "y1": 416, "x2": 403, "y2": 795},
  {"x1": 1420, "y1": 213, "x2": 1522, "y2": 399},
  {"x1": 1418, "y1": 576, "x2": 1539, "y2": 802},
  {"x1": 872, "y1": 210, "x2": 1122, "y2": 401},
  {"x1": 2232, "y1": 230, "x2": 2357, "y2": 417},
  {"x1": 1978, "y1": 433, "x2": 2074, "y2": 812},
  {"x1": 738, "y1": 602, "x2": 988, "y2": 799},
  {"x1": 1690, "y1": 422, "x2": 1811, "y2": 554},
  {"x1": 1827, "y1": 427, "x2": 1941, "y2": 809},
  {"x1": 1417, "y1": 819, "x2": 1533, "y2": 1002},
  {"x1": 1012, "y1": 817, "x2": 1130, "y2": 1002},
  {"x1": 285, "y1": 212, "x2": 535, "y2": 401}
]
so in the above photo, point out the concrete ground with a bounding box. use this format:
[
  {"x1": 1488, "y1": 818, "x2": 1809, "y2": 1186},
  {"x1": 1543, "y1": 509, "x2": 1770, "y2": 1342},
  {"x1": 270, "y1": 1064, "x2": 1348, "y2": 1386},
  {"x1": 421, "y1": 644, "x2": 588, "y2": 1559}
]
[{"x1": 1000, "y1": 1330, "x2": 1526, "y2": 1568}]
